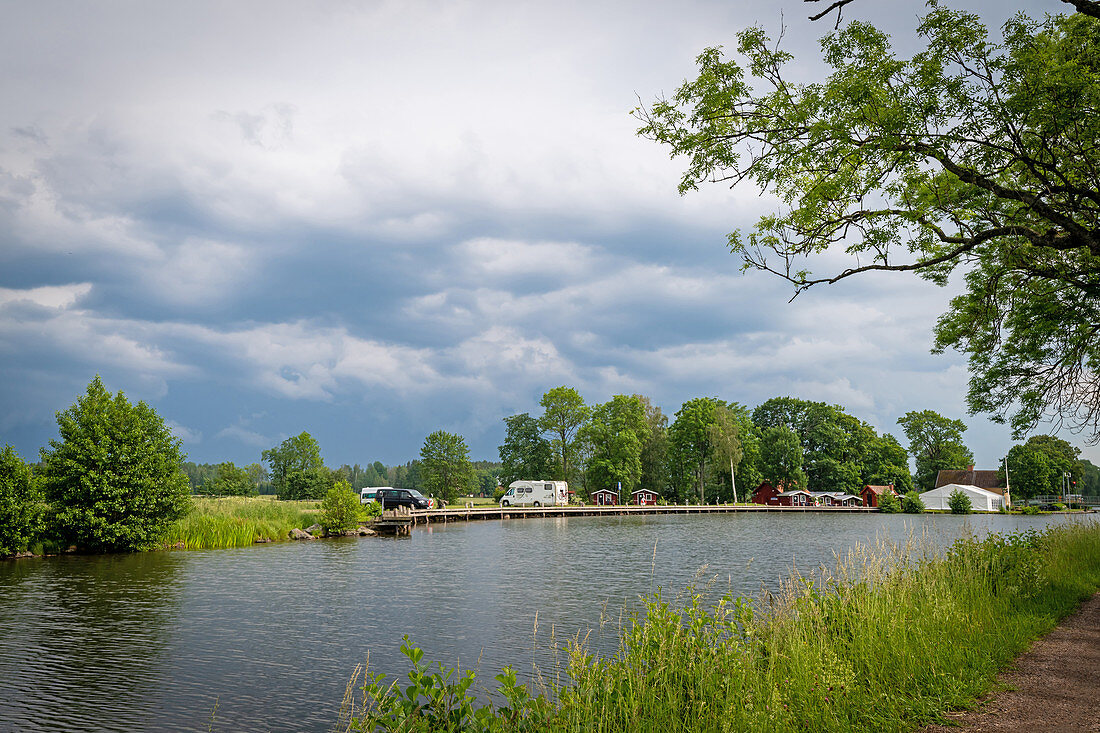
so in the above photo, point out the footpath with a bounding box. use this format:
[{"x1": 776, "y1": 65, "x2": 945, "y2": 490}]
[{"x1": 922, "y1": 592, "x2": 1100, "y2": 732}]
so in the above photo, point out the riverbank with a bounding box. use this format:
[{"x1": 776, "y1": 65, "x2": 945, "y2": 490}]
[
  {"x1": 340, "y1": 520, "x2": 1100, "y2": 732},
  {"x1": 160, "y1": 496, "x2": 321, "y2": 549},
  {"x1": 922, "y1": 590, "x2": 1100, "y2": 732}
]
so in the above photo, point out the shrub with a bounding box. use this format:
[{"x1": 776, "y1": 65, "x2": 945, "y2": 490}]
[
  {"x1": 39, "y1": 376, "x2": 192, "y2": 553},
  {"x1": 901, "y1": 490, "x2": 926, "y2": 514},
  {"x1": 878, "y1": 491, "x2": 901, "y2": 513},
  {"x1": 321, "y1": 481, "x2": 360, "y2": 534},
  {"x1": 948, "y1": 488, "x2": 973, "y2": 514},
  {"x1": 359, "y1": 500, "x2": 383, "y2": 521},
  {"x1": 0, "y1": 446, "x2": 42, "y2": 556}
]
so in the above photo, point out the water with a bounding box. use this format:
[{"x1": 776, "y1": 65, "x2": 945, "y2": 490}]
[{"x1": 0, "y1": 512, "x2": 1089, "y2": 732}]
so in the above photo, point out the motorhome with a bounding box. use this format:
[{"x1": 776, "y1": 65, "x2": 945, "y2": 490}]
[{"x1": 500, "y1": 480, "x2": 568, "y2": 507}]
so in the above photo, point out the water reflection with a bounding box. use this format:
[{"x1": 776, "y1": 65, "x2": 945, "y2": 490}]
[{"x1": 0, "y1": 512, "x2": 1091, "y2": 732}]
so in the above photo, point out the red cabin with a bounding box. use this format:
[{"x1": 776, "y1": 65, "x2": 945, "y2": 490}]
[
  {"x1": 861, "y1": 484, "x2": 897, "y2": 508},
  {"x1": 631, "y1": 488, "x2": 658, "y2": 506},
  {"x1": 590, "y1": 488, "x2": 619, "y2": 506}
]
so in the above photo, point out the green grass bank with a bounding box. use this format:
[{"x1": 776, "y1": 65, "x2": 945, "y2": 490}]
[
  {"x1": 340, "y1": 520, "x2": 1100, "y2": 732},
  {"x1": 161, "y1": 496, "x2": 321, "y2": 549}
]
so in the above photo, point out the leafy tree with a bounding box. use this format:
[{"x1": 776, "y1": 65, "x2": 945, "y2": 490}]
[
  {"x1": 420, "y1": 431, "x2": 474, "y2": 504},
  {"x1": 244, "y1": 463, "x2": 269, "y2": 490},
  {"x1": 637, "y1": 395, "x2": 671, "y2": 495},
  {"x1": 0, "y1": 446, "x2": 41, "y2": 556},
  {"x1": 1003, "y1": 444, "x2": 1056, "y2": 501},
  {"x1": 39, "y1": 376, "x2": 191, "y2": 552},
  {"x1": 583, "y1": 395, "x2": 652, "y2": 495},
  {"x1": 538, "y1": 386, "x2": 590, "y2": 483},
  {"x1": 1079, "y1": 459, "x2": 1100, "y2": 495},
  {"x1": 205, "y1": 462, "x2": 256, "y2": 497},
  {"x1": 638, "y1": 3, "x2": 1100, "y2": 443},
  {"x1": 498, "y1": 413, "x2": 555, "y2": 486},
  {"x1": 862, "y1": 434, "x2": 914, "y2": 494},
  {"x1": 897, "y1": 411, "x2": 975, "y2": 491},
  {"x1": 263, "y1": 432, "x2": 329, "y2": 500},
  {"x1": 948, "y1": 488, "x2": 973, "y2": 515},
  {"x1": 708, "y1": 404, "x2": 745, "y2": 503},
  {"x1": 753, "y1": 397, "x2": 887, "y2": 493},
  {"x1": 670, "y1": 397, "x2": 723, "y2": 502},
  {"x1": 320, "y1": 480, "x2": 360, "y2": 534},
  {"x1": 901, "y1": 490, "x2": 926, "y2": 514},
  {"x1": 758, "y1": 425, "x2": 807, "y2": 491}
]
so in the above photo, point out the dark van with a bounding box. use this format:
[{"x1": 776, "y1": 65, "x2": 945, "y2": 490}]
[{"x1": 376, "y1": 487, "x2": 432, "y2": 510}]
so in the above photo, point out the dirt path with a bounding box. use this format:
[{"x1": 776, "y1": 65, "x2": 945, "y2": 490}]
[{"x1": 921, "y1": 592, "x2": 1100, "y2": 733}]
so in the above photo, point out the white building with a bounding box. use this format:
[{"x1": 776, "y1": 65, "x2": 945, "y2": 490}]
[{"x1": 918, "y1": 483, "x2": 1006, "y2": 512}]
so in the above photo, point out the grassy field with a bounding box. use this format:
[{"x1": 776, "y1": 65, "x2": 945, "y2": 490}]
[
  {"x1": 161, "y1": 496, "x2": 322, "y2": 549},
  {"x1": 340, "y1": 520, "x2": 1100, "y2": 732}
]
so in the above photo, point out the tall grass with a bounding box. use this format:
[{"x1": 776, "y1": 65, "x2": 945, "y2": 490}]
[
  {"x1": 162, "y1": 496, "x2": 321, "y2": 549},
  {"x1": 340, "y1": 520, "x2": 1100, "y2": 732}
]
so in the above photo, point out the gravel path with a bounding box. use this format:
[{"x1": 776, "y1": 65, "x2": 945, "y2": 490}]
[{"x1": 921, "y1": 592, "x2": 1100, "y2": 733}]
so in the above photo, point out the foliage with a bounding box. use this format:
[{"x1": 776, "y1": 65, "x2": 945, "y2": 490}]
[
  {"x1": 753, "y1": 398, "x2": 910, "y2": 494},
  {"x1": 359, "y1": 500, "x2": 383, "y2": 520},
  {"x1": 205, "y1": 461, "x2": 257, "y2": 497},
  {"x1": 758, "y1": 425, "x2": 807, "y2": 490},
  {"x1": 342, "y1": 637, "x2": 552, "y2": 732},
  {"x1": 1003, "y1": 444, "x2": 1057, "y2": 501},
  {"x1": 162, "y1": 496, "x2": 319, "y2": 549},
  {"x1": 669, "y1": 397, "x2": 723, "y2": 502},
  {"x1": 320, "y1": 481, "x2": 361, "y2": 534},
  {"x1": 1081, "y1": 459, "x2": 1100, "y2": 496},
  {"x1": 637, "y1": 395, "x2": 671, "y2": 497},
  {"x1": 898, "y1": 411, "x2": 975, "y2": 491},
  {"x1": 420, "y1": 430, "x2": 475, "y2": 504},
  {"x1": 0, "y1": 446, "x2": 42, "y2": 556},
  {"x1": 901, "y1": 490, "x2": 926, "y2": 514},
  {"x1": 538, "y1": 386, "x2": 590, "y2": 483},
  {"x1": 582, "y1": 395, "x2": 651, "y2": 494},
  {"x1": 708, "y1": 403, "x2": 744, "y2": 502},
  {"x1": 263, "y1": 432, "x2": 329, "y2": 500},
  {"x1": 39, "y1": 376, "x2": 192, "y2": 553},
  {"x1": 948, "y1": 488, "x2": 973, "y2": 514},
  {"x1": 638, "y1": 3, "x2": 1100, "y2": 443},
  {"x1": 344, "y1": 523, "x2": 1100, "y2": 732},
  {"x1": 498, "y1": 413, "x2": 554, "y2": 486},
  {"x1": 878, "y1": 490, "x2": 901, "y2": 513}
]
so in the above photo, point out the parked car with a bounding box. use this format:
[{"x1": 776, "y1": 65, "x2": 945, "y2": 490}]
[
  {"x1": 360, "y1": 487, "x2": 389, "y2": 504},
  {"x1": 376, "y1": 487, "x2": 432, "y2": 510}
]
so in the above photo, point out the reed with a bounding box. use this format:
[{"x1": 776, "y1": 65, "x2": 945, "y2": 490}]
[
  {"x1": 340, "y1": 520, "x2": 1100, "y2": 732},
  {"x1": 162, "y1": 496, "x2": 321, "y2": 549}
]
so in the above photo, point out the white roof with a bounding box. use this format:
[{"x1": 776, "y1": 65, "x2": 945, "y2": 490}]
[{"x1": 920, "y1": 483, "x2": 1004, "y2": 499}]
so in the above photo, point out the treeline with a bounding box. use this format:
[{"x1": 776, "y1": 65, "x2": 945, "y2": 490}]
[{"x1": 495, "y1": 388, "x2": 1100, "y2": 503}]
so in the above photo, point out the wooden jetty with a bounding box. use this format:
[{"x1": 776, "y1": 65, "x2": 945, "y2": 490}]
[
  {"x1": 401, "y1": 503, "x2": 877, "y2": 526},
  {"x1": 370, "y1": 506, "x2": 415, "y2": 535}
]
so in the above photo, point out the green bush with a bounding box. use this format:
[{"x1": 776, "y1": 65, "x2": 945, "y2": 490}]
[
  {"x1": 901, "y1": 490, "x2": 926, "y2": 514},
  {"x1": 0, "y1": 446, "x2": 42, "y2": 557},
  {"x1": 948, "y1": 488, "x2": 973, "y2": 514},
  {"x1": 321, "y1": 481, "x2": 360, "y2": 534},
  {"x1": 878, "y1": 491, "x2": 902, "y2": 513},
  {"x1": 39, "y1": 376, "x2": 192, "y2": 553},
  {"x1": 359, "y1": 500, "x2": 383, "y2": 521}
]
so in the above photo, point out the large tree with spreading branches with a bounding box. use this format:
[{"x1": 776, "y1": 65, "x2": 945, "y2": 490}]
[{"x1": 638, "y1": 0, "x2": 1100, "y2": 443}]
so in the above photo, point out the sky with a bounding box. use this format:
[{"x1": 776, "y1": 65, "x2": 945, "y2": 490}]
[{"x1": 2, "y1": 0, "x2": 1094, "y2": 472}]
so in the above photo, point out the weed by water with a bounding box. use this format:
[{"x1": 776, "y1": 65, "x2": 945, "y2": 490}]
[
  {"x1": 161, "y1": 496, "x2": 320, "y2": 549},
  {"x1": 338, "y1": 520, "x2": 1100, "y2": 732}
]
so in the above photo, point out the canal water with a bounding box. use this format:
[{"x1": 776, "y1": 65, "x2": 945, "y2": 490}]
[{"x1": 0, "y1": 512, "x2": 1090, "y2": 732}]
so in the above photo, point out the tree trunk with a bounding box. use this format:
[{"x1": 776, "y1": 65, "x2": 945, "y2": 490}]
[{"x1": 730, "y1": 458, "x2": 737, "y2": 504}]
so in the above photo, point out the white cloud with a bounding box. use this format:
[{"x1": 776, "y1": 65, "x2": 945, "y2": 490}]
[
  {"x1": 0, "y1": 283, "x2": 92, "y2": 309},
  {"x1": 167, "y1": 420, "x2": 203, "y2": 444}
]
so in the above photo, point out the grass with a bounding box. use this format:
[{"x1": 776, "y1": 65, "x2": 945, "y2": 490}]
[
  {"x1": 161, "y1": 496, "x2": 322, "y2": 549},
  {"x1": 339, "y1": 519, "x2": 1100, "y2": 732}
]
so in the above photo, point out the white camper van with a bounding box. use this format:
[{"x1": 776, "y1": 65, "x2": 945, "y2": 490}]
[
  {"x1": 361, "y1": 486, "x2": 392, "y2": 504},
  {"x1": 500, "y1": 480, "x2": 568, "y2": 507}
]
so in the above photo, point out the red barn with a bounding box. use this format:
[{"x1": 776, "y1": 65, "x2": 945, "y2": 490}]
[
  {"x1": 631, "y1": 488, "x2": 658, "y2": 505},
  {"x1": 753, "y1": 481, "x2": 783, "y2": 505}
]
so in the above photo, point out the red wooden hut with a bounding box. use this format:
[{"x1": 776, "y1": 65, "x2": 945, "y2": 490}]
[
  {"x1": 861, "y1": 484, "x2": 898, "y2": 508},
  {"x1": 631, "y1": 488, "x2": 658, "y2": 506},
  {"x1": 590, "y1": 488, "x2": 619, "y2": 506}
]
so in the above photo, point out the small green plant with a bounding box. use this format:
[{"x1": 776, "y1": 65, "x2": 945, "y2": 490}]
[
  {"x1": 359, "y1": 500, "x2": 382, "y2": 521},
  {"x1": 878, "y1": 491, "x2": 901, "y2": 513},
  {"x1": 321, "y1": 481, "x2": 361, "y2": 535},
  {"x1": 901, "y1": 490, "x2": 926, "y2": 514},
  {"x1": 948, "y1": 488, "x2": 973, "y2": 514},
  {"x1": 342, "y1": 636, "x2": 552, "y2": 732}
]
